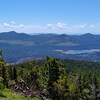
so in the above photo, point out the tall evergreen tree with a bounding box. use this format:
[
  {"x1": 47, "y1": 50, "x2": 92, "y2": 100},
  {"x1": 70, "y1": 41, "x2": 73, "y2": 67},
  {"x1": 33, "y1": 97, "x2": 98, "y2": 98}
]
[
  {"x1": 47, "y1": 57, "x2": 60, "y2": 100},
  {"x1": 13, "y1": 66, "x2": 17, "y2": 81},
  {"x1": 0, "y1": 50, "x2": 8, "y2": 87},
  {"x1": 2, "y1": 66, "x2": 8, "y2": 87}
]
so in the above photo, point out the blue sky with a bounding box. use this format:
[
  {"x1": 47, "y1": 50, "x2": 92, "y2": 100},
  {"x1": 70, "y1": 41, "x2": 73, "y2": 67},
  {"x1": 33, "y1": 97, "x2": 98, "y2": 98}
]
[{"x1": 0, "y1": 0, "x2": 100, "y2": 34}]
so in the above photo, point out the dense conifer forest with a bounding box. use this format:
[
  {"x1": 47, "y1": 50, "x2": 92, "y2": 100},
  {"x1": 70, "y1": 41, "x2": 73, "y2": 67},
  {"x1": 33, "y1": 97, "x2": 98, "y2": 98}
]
[{"x1": 0, "y1": 51, "x2": 100, "y2": 100}]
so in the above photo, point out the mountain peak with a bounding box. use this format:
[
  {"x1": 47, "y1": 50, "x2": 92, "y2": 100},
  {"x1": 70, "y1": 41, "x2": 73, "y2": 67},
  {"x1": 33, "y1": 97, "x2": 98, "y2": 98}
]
[
  {"x1": 1, "y1": 31, "x2": 17, "y2": 34},
  {"x1": 82, "y1": 33, "x2": 93, "y2": 36},
  {"x1": 8, "y1": 31, "x2": 17, "y2": 34}
]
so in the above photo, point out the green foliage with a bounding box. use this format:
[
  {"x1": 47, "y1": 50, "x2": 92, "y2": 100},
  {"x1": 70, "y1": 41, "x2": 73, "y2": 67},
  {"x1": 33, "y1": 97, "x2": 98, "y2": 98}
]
[
  {"x1": 12, "y1": 66, "x2": 17, "y2": 81},
  {"x1": 0, "y1": 89, "x2": 39, "y2": 100},
  {"x1": 1, "y1": 52, "x2": 100, "y2": 100},
  {"x1": 13, "y1": 58, "x2": 100, "y2": 100}
]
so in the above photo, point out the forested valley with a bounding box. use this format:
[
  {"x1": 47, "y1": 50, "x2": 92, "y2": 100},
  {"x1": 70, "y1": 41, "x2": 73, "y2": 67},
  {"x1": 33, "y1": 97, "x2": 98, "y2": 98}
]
[{"x1": 0, "y1": 51, "x2": 100, "y2": 100}]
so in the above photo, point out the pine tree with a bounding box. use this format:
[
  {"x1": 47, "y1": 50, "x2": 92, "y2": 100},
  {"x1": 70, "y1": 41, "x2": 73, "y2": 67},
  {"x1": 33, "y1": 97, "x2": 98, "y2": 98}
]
[
  {"x1": 13, "y1": 66, "x2": 17, "y2": 81},
  {"x1": 0, "y1": 50, "x2": 8, "y2": 87},
  {"x1": 47, "y1": 57, "x2": 60, "y2": 100},
  {"x1": 90, "y1": 73, "x2": 98, "y2": 100},
  {"x1": 8, "y1": 66, "x2": 13, "y2": 80},
  {"x1": 2, "y1": 66, "x2": 8, "y2": 87}
]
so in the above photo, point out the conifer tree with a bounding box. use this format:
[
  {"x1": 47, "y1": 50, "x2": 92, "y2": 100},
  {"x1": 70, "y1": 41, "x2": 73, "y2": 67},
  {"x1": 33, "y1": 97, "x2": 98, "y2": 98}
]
[
  {"x1": 13, "y1": 66, "x2": 17, "y2": 81},
  {"x1": 0, "y1": 50, "x2": 8, "y2": 87},
  {"x1": 47, "y1": 57, "x2": 60, "y2": 100}
]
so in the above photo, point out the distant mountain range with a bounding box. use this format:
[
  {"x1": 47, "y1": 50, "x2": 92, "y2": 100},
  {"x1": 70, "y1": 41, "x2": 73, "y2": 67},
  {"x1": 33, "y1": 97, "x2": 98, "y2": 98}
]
[{"x1": 0, "y1": 31, "x2": 100, "y2": 63}]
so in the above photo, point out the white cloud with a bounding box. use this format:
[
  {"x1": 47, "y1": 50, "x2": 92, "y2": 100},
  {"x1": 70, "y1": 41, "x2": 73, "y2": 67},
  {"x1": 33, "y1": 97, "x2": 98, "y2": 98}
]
[
  {"x1": 0, "y1": 21, "x2": 100, "y2": 34},
  {"x1": 3, "y1": 23, "x2": 10, "y2": 28},
  {"x1": 47, "y1": 24, "x2": 53, "y2": 28},
  {"x1": 56, "y1": 22, "x2": 66, "y2": 29},
  {"x1": 19, "y1": 24, "x2": 25, "y2": 28}
]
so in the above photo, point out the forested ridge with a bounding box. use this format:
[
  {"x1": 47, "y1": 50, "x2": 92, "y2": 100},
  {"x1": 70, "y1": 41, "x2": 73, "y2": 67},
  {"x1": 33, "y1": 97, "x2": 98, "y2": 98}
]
[{"x1": 0, "y1": 51, "x2": 100, "y2": 100}]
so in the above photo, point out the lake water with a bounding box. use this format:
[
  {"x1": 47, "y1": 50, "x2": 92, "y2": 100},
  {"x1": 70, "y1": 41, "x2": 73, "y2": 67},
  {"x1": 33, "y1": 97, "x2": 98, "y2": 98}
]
[{"x1": 55, "y1": 49, "x2": 100, "y2": 55}]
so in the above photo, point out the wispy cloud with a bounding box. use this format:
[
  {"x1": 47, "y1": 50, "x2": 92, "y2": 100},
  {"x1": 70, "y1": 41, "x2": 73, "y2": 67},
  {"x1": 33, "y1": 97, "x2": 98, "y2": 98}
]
[
  {"x1": 3, "y1": 23, "x2": 11, "y2": 28},
  {"x1": 3, "y1": 21, "x2": 24, "y2": 28},
  {"x1": 0, "y1": 21, "x2": 100, "y2": 34}
]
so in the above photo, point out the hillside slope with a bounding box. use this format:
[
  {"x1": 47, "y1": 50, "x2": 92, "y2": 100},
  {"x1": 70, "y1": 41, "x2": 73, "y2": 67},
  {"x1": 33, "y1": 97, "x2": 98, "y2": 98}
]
[{"x1": 0, "y1": 31, "x2": 100, "y2": 62}]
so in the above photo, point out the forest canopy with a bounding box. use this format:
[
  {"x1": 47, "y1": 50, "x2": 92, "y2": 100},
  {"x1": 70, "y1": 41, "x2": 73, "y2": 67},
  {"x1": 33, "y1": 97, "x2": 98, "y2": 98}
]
[{"x1": 0, "y1": 52, "x2": 100, "y2": 100}]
